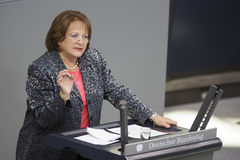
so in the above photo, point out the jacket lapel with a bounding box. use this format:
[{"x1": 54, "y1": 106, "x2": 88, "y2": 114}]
[{"x1": 78, "y1": 54, "x2": 93, "y2": 104}]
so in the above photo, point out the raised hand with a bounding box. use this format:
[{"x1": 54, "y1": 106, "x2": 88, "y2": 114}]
[{"x1": 57, "y1": 70, "x2": 74, "y2": 100}]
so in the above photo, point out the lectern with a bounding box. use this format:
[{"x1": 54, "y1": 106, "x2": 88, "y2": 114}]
[
  {"x1": 44, "y1": 120, "x2": 222, "y2": 160},
  {"x1": 45, "y1": 85, "x2": 223, "y2": 160}
]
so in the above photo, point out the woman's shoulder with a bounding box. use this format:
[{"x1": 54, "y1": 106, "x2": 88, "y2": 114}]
[
  {"x1": 84, "y1": 47, "x2": 105, "y2": 62},
  {"x1": 28, "y1": 51, "x2": 59, "y2": 74},
  {"x1": 32, "y1": 51, "x2": 58, "y2": 65}
]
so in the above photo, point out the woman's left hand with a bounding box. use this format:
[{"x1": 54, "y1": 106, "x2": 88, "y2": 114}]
[{"x1": 150, "y1": 114, "x2": 177, "y2": 128}]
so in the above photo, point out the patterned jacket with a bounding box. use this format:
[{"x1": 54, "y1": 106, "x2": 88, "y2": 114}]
[{"x1": 16, "y1": 48, "x2": 155, "y2": 160}]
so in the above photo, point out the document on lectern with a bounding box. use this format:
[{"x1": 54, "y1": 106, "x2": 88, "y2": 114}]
[
  {"x1": 74, "y1": 125, "x2": 169, "y2": 145},
  {"x1": 107, "y1": 124, "x2": 169, "y2": 139},
  {"x1": 74, "y1": 127, "x2": 120, "y2": 145}
]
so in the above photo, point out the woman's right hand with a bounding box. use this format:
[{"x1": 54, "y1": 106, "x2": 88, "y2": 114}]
[{"x1": 57, "y1": 70, "x2": 74, "y2": 100}]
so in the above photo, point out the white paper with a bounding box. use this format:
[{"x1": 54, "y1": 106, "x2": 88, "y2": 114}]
[
  {"x1": 86, "y1": 127, "x2": 120, "y2": 141},
  {"x1": 75, "y1": 134, "x2": 119, "y2": 145},
  {"x1": 107, "y1": 124, "x2": 169, "y2": 139},
  {"x1": 74, "y1": 127, "x2": 120, "y2": 145}
]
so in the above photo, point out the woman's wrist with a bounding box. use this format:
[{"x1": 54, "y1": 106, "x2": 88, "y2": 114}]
[
  {"x1": 149, "y1": 112, "x2": 158, "y2": 121},
  {"x1": 60, "y1": 91, "x2": 70, "y2": 101}
]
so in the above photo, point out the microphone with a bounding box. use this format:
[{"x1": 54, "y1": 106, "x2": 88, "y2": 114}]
[{"x1": 119, "y1": 100, "x2": 128, "y2": 153}]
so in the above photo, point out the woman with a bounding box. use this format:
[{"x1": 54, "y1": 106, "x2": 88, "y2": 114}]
[{"x1": 16, "y1": 10, "x2": 177, "y2": 160}]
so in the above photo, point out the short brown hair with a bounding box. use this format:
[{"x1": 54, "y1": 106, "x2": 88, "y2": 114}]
[{"x1": 45, "y1": 10, "x2": 92, "y2": 52}]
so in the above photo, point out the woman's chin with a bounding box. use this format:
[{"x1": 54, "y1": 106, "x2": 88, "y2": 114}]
[{"x1": 72, "y1": 51, "x2": 85, "y2": 57}]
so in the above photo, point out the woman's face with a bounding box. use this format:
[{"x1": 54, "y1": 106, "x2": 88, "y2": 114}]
[{"x1": 58, "y1": 20, "x2": 89, "y2": 59}]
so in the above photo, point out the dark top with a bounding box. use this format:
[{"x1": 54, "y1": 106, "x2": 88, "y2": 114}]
[{"x1": 16, "y1": 48, "x2": 155, "y2": 160}]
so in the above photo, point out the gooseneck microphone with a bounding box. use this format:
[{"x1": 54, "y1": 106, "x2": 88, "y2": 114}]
[{"x1": 119, "y1": 100, "x2": 128, "y2": 153}]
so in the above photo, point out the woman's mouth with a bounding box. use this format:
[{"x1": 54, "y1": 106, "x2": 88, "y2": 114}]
[{"x1": 73, "y1": 47, "x2": 83, "y2": 52}]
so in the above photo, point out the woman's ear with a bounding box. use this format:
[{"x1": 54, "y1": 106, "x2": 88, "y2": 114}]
[{"x1": 57, "y1": 42, "x2": 62, "y2": 52}]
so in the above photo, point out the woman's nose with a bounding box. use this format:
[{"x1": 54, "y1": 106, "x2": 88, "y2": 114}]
[{"x1": 76, "y1": 37, "x2": 84, "y2": 45}]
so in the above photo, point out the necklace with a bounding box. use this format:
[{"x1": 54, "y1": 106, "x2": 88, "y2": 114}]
[{"x1": 66, "y1": 61, "x2": 79, "y2": 70}]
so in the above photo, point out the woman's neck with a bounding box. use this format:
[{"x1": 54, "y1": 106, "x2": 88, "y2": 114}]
[{"x1": 59, "y1": 52, "x2": 78, "y2": 69}]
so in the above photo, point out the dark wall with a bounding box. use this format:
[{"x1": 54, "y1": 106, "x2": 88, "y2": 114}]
[{"x1": 167, "y1": 0, "x2": 240, "y2": 78}]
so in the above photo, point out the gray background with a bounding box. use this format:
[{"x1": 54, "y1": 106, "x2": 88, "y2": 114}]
[{"x1": 0, "y1": 0, "x2": 170, "y2": 159}]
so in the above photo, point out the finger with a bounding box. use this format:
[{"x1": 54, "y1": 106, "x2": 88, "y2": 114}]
[
  {"x1": 162, "y1": 117, "x2": 177, "y2": 126},
  {"x1": 70, "y1": 74, "x2": 74, "y2": 80},
  {"x1": 171, "y1": 120, "x2": 177, "y2": 126},
  {"x1": 58, "y1": 72, "x2": 71, "y2": 80},
  {"x1": 57, "y1": 77, "x2": 62, "y2": 83},
  {"x1": 162, "y1": 123, "x2": 171, "y2": 128},
  {"x1": 57, "y1": 77, "x2": 63, "y2": 86},
  {"x1": 156, "y1": 117, "x2": 176, "y2": 128},
  {"x1": 58, "y1": 70, "x2": 69, "y2": 76},
  {"x1": 155, "y1": 120, "x2": 171, "y2": 128},
  {"x1": 166, "y1": 119, "x2": 177, "y2": 126},
  {"x1": 57, "y1": 70, "x2": 69, "y2": 79},
  {"x1": 63, "y1": 72, "x2": 73, "y2": 79}
]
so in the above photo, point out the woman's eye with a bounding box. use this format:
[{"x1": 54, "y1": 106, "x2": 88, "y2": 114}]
[
  {"x1": 70, "y1": 34, "x2": 78, "y2": 38},
  {"x1": 83, "y1": 34, "x2": 89, "y2": 39}
]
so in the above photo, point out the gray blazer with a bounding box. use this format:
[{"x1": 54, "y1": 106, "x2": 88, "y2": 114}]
[{"x1": 16, "y1": 48, "x2": 155, "y2": 160}]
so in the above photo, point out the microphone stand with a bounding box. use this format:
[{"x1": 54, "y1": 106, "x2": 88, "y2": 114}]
[{"x1": 119, "y1": 100, "x2": 128, "y2": 154}]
